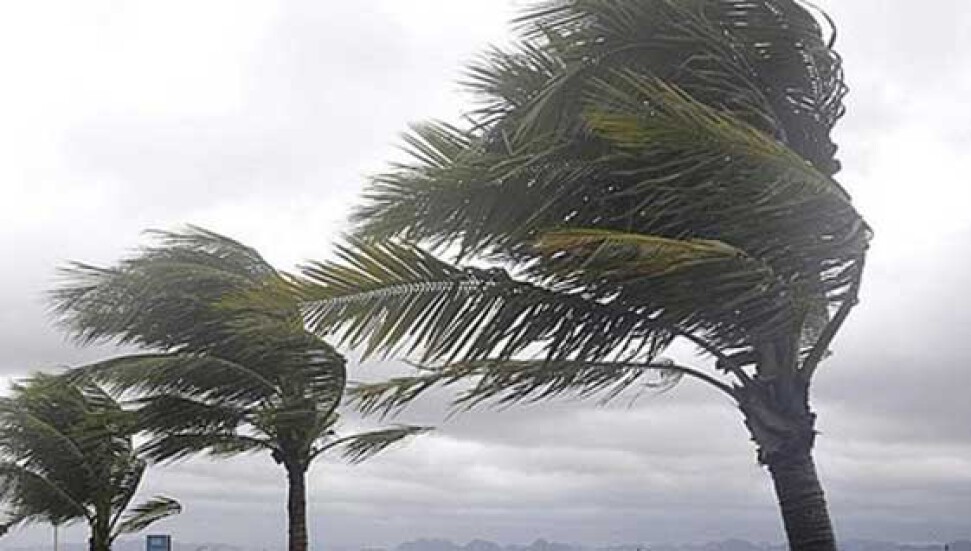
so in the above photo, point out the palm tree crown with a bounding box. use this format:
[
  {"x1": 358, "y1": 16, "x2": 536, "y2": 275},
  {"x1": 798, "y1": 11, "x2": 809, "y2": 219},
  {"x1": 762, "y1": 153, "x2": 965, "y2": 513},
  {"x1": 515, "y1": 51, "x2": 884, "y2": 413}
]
[
  {"x1": 288, "y1": 1, "x2": 870, "y2": 549},
  {"x1": 0, "y1": 374, "x2": 180, "y2": 551}
]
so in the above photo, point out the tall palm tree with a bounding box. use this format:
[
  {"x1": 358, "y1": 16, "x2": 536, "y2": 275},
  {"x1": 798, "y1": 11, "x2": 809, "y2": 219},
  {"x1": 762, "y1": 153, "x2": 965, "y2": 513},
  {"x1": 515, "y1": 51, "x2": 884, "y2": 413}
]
[
  {"x1": 287, "y1": 1, "x2": 869, "y2": 549},
  {"x1": 51, "y1": 228, "x2": 428, "y2": 551},
  {"x1": 0, "y1": 373, "x2": 181, "y2": 551}
]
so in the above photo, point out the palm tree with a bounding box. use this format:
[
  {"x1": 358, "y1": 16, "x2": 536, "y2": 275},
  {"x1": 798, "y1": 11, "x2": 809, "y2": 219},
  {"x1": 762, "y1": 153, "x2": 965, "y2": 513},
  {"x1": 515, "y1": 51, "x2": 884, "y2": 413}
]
[
  {"x1": 0, "y1": 373, "x2": 180, "y2": 551},
  {"x1": 286, "y1": 1, "x2": 869, "y2": 549},
  {"x1": 51, "y1": 228, "x2": 428, "y2": 551}
]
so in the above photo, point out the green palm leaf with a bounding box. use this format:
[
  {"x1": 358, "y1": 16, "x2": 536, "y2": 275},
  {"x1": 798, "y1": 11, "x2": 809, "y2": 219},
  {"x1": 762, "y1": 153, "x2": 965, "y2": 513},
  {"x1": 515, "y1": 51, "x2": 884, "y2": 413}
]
[
  {"x1": 297, "y1": 238, "x2": 672, "y2": 365},
  {"x1": 320, "y1": 426, "x2": 432, "y2": 464},
  {"x1": 0, "y1": 461, "x2": 88, "y2": 526},
  {"x1": 514, "y1": 0, "x2": 846, "y2": 170},
  {"x1": 133, "y1": 395, "x2": 248, "y2": 434},
  {"x1": 585, "y1": 73, "x2": 851, "y2": 202},
  {"x1": 72, "y1": 353, "x2": 278, "y2": 404},
  {"x1": 138, "y1": 433, "x2": 272, "y2": 464},
  {"x1": 536, "y1": 229, "x2": 760, "y2": 275},
  {"x1": 114, "y1": 496, "x2": 181, "y2": 535},
  {"x1": 108, "y1": 457, "x2": 146, "y2": 523},
  {"x1": 350, "y1": 358, "x2": 716, "y2": 417},
  {"x1": 51, "y1": 226, "x2": 278, "y2": 353},
  {"x1": 534, "y1": 228, "x2": 801, "y2": 344}
]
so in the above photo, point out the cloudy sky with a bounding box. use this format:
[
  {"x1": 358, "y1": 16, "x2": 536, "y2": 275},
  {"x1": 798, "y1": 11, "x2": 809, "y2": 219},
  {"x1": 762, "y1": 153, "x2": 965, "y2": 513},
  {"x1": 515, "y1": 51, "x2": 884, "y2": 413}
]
[{"x1": 1, "y1": 1, "x2": 969, "y2": 548}]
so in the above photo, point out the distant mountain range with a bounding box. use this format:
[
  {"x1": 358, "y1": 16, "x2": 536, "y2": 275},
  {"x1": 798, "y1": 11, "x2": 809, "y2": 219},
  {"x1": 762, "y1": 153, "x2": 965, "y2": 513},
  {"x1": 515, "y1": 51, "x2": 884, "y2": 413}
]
[
  {"x1": 388, "y1": 538, "x2": 969, "y2": 551},
  {"x1": 5, "y1": 537, "x2": 969, "y2": 551}
]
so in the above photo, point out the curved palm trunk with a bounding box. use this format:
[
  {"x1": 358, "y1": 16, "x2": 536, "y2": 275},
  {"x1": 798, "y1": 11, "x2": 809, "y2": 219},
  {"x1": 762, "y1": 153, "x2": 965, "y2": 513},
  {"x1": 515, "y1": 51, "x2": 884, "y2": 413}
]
[
  {"x1": 741, "y1": 376, "x2": 837, "y2": 551},
  {"x1": 285, "y1": 464, "x2": 309, "y2": 551},
  {"x1": 767, "y1": 453, "x2": 835, "y2": 550}
]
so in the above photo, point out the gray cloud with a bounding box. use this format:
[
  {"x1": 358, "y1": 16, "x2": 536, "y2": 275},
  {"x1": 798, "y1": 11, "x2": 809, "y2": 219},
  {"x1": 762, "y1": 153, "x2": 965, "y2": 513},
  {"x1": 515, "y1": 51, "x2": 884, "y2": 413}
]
[{"x1": 1, "y1": 0, "x2": 969, "y2": 548}]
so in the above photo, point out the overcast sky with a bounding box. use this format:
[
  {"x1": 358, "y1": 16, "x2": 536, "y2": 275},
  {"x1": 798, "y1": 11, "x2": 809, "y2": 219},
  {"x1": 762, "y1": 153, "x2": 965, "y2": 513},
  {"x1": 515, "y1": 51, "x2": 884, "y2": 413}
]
[{"x1": 1, "y1": 1, "x2": 969, "y2": 549}]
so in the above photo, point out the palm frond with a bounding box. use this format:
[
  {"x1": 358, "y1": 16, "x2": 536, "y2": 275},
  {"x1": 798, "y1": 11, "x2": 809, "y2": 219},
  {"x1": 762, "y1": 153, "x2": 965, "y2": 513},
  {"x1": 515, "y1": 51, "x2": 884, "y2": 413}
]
[
  {"x1": 533, "y1": 228, "x2": 800, "y2": 345},
  {"x1": 133, "y1": 395, "x2": 247, "y2": 434},
  {"x1": 50, "y1": 226, "x2": 280, "y2": 351},
  {"x1": 69, "y1": 353, "x2": 278, "y2": 404},
  {"x1": 0, "y1": 462, "x2": 88, "y2": 526},
  {"x1": 297, "y1": 238, "x2": 672, "y2": 365},
  {"x1": 138, "y1": 432, "x2": 272, "y2": 464},
  {"x1": 350, "y1": 358, "x2": 696, "y2": 417},
  {"x1": 0, "y1": 511, "x2": 30, "y2": 536},
  {"x1": 536, "y1": 229, "x2": 758, "y2": 275},
  {"x1": 108, "y1": 457, "x2": 146, "y2": 523},
  {"x1": 354, "y1": 135, "x2": 600, "y2": 257},
  {"x1": 348, "y1": 365, "x2": 477, "y2": 418},
  {"x1": 711, "y1": 0, "x2": 848, "y2": 174},
  {"x1": 506, "y1": 2, "x2": 775, "y2": 145},
  {"x1": 0, "y1": 406, "x2": 91, "y2": 477},
  {"x1": 0, "y1": 377, "x2": 103, "y2": 482},
  {"x1": 579, "y1": 72, "x2": 868, "y2": 313},
  {"x1": 514, "y1": 0, "x2": 846, "y2": 171},
  {"x1": 463, "y1": 43, "x2": 564, "y2": 125},
  {"x1": 319, "y1": 426, "x2": 431, "y2": 464},
  {"x1": 113, "y1": 496, "x2": 181, "y2": 535},
  {"x1": 584, "y1": 72, "x2": 851, "y2": 204}
]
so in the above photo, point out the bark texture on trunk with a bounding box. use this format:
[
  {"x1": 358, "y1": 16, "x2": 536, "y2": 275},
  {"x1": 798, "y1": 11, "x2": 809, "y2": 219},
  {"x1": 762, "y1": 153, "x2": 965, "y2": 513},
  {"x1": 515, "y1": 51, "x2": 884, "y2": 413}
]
[
  {"x1": 739, "y1": 372, "x2": 837, "y2": 551},
  {"x1": 87, "y1": 529, "x2": 111, "y2": 551},
  {"x1": 767, "y1": 453, "x2": 836, "y2": 551},
  {"x1": 286, "y1": 464, "x2": 309, "y2": 551},
  {"x1": 88, "y1": 509, "x2": 111, "y2": 551}
]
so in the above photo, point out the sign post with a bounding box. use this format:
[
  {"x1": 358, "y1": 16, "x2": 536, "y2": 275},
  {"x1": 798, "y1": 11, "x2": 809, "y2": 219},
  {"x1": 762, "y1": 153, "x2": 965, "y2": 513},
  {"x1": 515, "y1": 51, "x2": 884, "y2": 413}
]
[{"x1": 146, "y1": 534, "x2": 172, "y2": 551}]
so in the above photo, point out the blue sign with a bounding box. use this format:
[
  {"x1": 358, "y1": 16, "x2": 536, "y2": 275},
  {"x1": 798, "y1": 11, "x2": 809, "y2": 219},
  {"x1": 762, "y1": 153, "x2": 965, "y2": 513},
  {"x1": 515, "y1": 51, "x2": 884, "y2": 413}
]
[{"x1": 146, "y1": 534, "x2": 172, "y2": 551}]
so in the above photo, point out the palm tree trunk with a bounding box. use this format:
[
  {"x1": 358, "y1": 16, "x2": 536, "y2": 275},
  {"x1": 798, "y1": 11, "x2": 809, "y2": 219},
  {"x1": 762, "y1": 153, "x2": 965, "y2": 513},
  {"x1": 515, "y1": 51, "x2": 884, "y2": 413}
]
[
  {"x1": 286, "y1": 464, "x2": 309, "y2": 551},
  {"x1": 766, "y1": 452, "x2": 836, "y2": 550},
  {"x1": 88, "y1": 521, "x2": 111, "y2": 551},
  {"x1": 740, "y1": 374, "x2": 837, "y2": 551}
]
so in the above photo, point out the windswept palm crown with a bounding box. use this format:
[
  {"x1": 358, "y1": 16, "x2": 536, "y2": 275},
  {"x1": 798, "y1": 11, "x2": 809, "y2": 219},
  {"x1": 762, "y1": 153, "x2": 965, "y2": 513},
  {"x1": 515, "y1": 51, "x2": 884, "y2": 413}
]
[
  {"x1": 291, "y1": 1, "x2": 869, "y2": 549},
  {"x1": 0, "y1": 374, "x2": 180, "y2": 550},
  {"x1": 51, "y1": 228, "x2": 428, "y2": 551}
]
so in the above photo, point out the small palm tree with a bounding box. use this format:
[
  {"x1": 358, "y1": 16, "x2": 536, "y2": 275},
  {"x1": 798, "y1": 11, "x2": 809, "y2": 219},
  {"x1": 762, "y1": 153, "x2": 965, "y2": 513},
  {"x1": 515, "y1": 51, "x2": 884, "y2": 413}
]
[
  {"x1": 0, "y1": 373, "x2": 180, "y2": 551},
  {"x1": 51, "y1": 228, "x2": 428, "y2": 551},
  {"x1": 286, "y1": 1, "x2": 869, "y2": 549}
]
